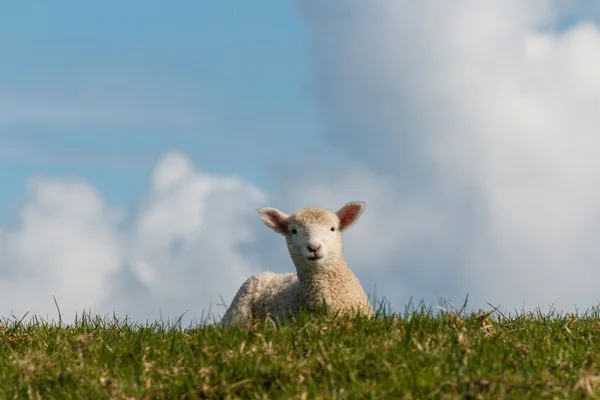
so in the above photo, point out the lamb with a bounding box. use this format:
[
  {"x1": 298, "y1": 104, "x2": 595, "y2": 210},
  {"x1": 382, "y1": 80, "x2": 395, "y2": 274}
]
[{"x1": 220, "y1": 201, "x2": 373, "y2": 327}]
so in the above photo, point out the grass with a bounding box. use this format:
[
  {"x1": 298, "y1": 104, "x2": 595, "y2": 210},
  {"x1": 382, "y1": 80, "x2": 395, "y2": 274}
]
[{"x1": 2, "y1": 300, "x2": 600, "y2": 399}]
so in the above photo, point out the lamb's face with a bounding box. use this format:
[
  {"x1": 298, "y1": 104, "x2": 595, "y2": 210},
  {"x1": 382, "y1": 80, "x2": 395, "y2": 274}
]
[
  {"x1": 285, "y1": 208, "x2": 342, "y2": 268},
  {"x1": 257, "y1": 201, "x2": 366, "y2": 271}
]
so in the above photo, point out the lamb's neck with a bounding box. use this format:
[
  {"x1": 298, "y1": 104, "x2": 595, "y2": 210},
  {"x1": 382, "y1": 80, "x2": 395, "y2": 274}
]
[{"x1": 295, "y1": 257, "x2": 355, "y2": 293}]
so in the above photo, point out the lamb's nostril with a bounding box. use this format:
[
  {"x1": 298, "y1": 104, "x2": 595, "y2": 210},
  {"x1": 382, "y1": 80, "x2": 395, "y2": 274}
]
[{"x1": 307, "y1": 244, "x2": 321, "y2": 252}]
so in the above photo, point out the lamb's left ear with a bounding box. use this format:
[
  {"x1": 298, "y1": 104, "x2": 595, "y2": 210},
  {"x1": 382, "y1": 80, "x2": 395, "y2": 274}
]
[
  {"x1": 336, "y1": 201, "x2": 366, "y2": 231},
  {"x1": 257, "y1": 207, "x2": 289, "y2": 235}
]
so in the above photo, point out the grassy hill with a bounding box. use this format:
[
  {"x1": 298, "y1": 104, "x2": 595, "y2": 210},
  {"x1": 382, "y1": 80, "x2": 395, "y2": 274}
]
[{"x1": 2, "y1": 303, "x2": 600, "y2": 399}]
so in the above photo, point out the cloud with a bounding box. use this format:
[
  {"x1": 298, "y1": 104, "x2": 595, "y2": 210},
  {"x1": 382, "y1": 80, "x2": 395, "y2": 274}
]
[
  {"x1": 0, "y1": 177, "x2": 124, "y2": 320},
  {"x1": 0, "y1": 152, "x2": 266, "y2": 324},
  {"x1": 105, "y1": 152, "x2": 266, "y2": 323},
  {"x1": 293, "y1": 0, "x2": 600, "y2": 313}
]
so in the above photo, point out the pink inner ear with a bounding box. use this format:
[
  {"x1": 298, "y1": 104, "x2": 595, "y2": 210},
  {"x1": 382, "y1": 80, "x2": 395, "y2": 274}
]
[
  {"x1": 265, "y1": 210, "x2": 288, "y2": 233},
  {"x1": 338, "y1": 204, "x2": 363, "y2": 230}
]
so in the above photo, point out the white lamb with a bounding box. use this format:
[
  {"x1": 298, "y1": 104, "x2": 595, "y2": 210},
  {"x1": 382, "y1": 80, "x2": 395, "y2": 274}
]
[{"x1": 220, "y1": 201, "x2": 374, "y2": 327}]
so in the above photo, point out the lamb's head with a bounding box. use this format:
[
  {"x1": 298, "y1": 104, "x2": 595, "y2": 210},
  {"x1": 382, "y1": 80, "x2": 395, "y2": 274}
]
[{"x1": 257, "y1": 201, "x2": 366, "y2": 271}]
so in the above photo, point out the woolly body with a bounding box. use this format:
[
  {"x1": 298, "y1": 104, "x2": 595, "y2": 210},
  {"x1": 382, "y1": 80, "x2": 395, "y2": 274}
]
[{"x1": 221, "y1": 202, "x2": 373, "y2": 327}]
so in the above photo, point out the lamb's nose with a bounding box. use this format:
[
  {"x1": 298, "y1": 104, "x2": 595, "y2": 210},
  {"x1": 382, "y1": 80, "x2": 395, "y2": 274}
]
[{"x1": 307, "y1": 244, "x2": 321, "y2": 252}]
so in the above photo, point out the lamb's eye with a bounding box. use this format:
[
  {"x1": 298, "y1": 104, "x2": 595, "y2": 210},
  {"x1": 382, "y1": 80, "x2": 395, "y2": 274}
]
[
  {"x1": 291, "y1": 228, "x2": 297, "y2": 235},
  {"x1": 330, "y1": 227, "x2": 335, "y2": 232}
]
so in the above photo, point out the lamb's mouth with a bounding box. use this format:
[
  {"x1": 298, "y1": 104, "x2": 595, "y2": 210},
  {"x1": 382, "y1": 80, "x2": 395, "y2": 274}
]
[{"x1": 307, "y1": 255, "x2": 323, "y2": 262}]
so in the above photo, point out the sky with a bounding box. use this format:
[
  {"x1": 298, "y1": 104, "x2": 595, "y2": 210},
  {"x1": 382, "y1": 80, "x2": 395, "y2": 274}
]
[
  {"x1": 0, "y1": 1, "x2": 320, "y2": 215},
  {"x1": 2, "y1": 1, "x2": 600, "y2": 325}
]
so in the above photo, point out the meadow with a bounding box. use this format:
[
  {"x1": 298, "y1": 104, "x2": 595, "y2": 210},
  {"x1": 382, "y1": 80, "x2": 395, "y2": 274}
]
[{"x1": 2, "y1": 300, "x2": 600, "y2": 399}]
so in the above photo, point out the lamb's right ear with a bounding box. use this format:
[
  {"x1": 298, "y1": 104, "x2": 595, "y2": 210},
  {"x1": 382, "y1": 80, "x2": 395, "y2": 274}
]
[{"x1": 257, "y1": 207, "x2": 289, "y2": 235}]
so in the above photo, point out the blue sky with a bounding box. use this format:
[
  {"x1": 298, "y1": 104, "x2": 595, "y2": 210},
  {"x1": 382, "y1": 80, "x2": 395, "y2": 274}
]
[{"x1": 0, "y1": 1, "x2": 320, "y2": 221}]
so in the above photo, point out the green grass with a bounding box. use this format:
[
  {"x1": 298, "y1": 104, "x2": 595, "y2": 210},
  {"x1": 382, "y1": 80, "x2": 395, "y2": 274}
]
[{"x1": 2, "y1": 302, "x2": 600, "y2": 399}]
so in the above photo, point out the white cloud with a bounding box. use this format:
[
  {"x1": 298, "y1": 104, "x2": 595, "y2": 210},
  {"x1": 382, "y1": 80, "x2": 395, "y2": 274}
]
[
  {"x1": 109, "y1": 152, "x2": 267, "y2": 323},
  {"x1": 0, "y1": 152, "x2": 266, "y2": 324},
  {"x1": 295, "y1": 0, "x2": 600, "y2": 313},
  {"x1": 0, "y1": 177, "x2": 124, "y2": 320}
]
